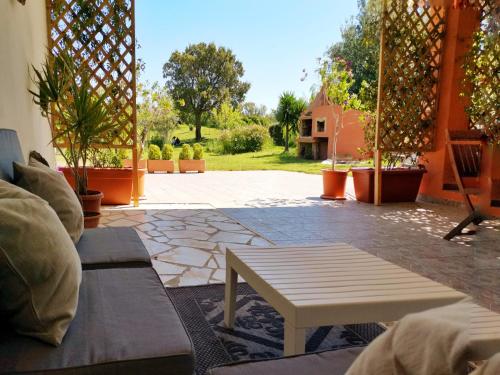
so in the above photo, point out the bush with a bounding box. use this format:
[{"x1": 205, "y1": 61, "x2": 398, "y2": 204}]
[
  {"x1": 90, "y1": 148, "x2": 124, "y2": 168},
  {"x1": 148, "y1": 144, "x2": 161, "y2": 160},
  {"x1": 219, "y1": 125, "x2": 269, "y2": 154},
  {"x1": 179, "y1": 144, "x2": 193, "y2": 160},
  {"x1": 268, "y1": 124, "x2": 285, "y2": 146},
  {"x1": 149, "y1": 135, "x2": 165, "y2": 151},
  {"x1": 193, "y1": 143, "x2": 204, "y2": 160},
  {"x1": 162, "y1": 144, "x2": 174, "y2": 160}
]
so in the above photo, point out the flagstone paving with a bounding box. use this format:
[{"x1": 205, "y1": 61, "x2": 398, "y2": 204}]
[{"x1": 100, "y1": 204, "x2": 273, "y2": 287}]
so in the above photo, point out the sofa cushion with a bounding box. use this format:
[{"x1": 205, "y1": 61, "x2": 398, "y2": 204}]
[
  {"x1": 0, "y1": 180, "x2": 81, "y2": 346},
  {"x1": 76, "y1": 227, "x2": 151, "y2": 269},
  {"x1": 207, "y1": 347, "x2": 363, "y2": 375},
  {"x1": 14, "y1": 159, "x2": 84, "y2": 243},
  {"x1": 0, "y1": 267, "x2": 194, "y2": 375},
  {"x1": 345, "y1": 299, "x2": 471, "y2": 375}
]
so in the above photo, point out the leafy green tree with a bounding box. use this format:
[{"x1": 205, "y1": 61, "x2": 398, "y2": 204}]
[
  {"x1": 210, "y1": 101, "x2": 245, "y2": 129},
  {"x1": 325, "y1": 0, "x2": 381, "y2": 111},
  {"x1": 137, "y1": 81, "x2": 179, "y2": 156},
  {"x1": 275, "y1": 92, "x2": 307, "y2": 152},
  {"x1": 163, "y1": 42, "x2": 250, "y2": 141}
]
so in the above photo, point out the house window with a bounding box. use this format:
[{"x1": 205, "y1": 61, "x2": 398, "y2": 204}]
[{"x1": 316, "y1": 119, "x2": 325, "y2": 132}]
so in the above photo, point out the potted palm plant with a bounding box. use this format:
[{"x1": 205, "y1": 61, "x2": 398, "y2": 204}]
[
  {"x1": 30, "y1": 52, "x2": 118, "y2": 227},
  {"x1": 320, "y1": 58, "x2": 363, "y2": 200}
]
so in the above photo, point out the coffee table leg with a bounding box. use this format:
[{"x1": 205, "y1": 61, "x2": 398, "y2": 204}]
[
  {"x1": 284, "y1": 323, "x2": 305, "y2": 356},
  {"x1": 224, "y1": 266, "x2": 238, "y2": 328}
]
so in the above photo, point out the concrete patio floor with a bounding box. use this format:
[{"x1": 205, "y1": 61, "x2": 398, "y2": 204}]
[{"x1": 105, "y1": 171, "x2": 500, "y2": 312}]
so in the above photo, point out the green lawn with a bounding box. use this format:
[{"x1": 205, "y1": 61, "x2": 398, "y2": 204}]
[{"x1": 169, "y1": 125, "x2": 372, "y2": 175}]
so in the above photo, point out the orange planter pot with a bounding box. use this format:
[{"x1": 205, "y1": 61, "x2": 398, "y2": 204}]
[
  {"x1": 123, "y1": 159, "x2": 147, "y2": 169},
  {"x1": 147, "y1": 159, "x2": 174, "y2": 173},
  {"x1": 351, "y1": 168, "x2": 426, "y2": 203},
  {"x1": 137, "y1": 168, "x2": 146, "y2": 197},
  {"x1": 80, "y1": 190, "x2": 103, "y2": 213},
  {"x1": 179, "y1": 159, "x2": 206, "y2": 173},
  {"x1": 61, "y1": 167, "x2": 133, "y2": 205},
  {"x1": 84, "y1": 212, "x2": 101, "y2": 228},
  {"x1": 321, "y1": 169, "x2": 348, "y2": 200}
]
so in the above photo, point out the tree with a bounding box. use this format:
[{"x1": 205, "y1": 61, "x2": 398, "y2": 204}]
[
  {"x1": 163, "y1": 42, "x2": 250, "y2": 141},
  {"x1": 319, "y1": 58, "x2": 362, "y2": 169},
  {"x1": 325, "y1": 0, "x2": 381, "y2": 111},
  {"x1": 275, "y1": 92, "x2": 307, "y2": 152},
  {"x1": 137, "y1": 81, "x2": 179, "y2": 156},
  {"x1": 210, "y1": 100, "x2": 244, "y2": 129}
]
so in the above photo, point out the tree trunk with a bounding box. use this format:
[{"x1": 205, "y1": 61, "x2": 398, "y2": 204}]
[
  {"x1": 284, "y1": 124, "x2": 290, "y2": 152},
  {"x1": 194, "y1": 113, "x2": 202, "y2": 142}
]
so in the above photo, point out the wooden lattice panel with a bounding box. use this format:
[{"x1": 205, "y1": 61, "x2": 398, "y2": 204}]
[
  {"x1": 462, "y1": 0, "x2": 499, "y2": 145},
  {"x1": 46, "y1": 0, "x2": 136, "y2": 148},
  {"x1": 377, "y1": 0, "x2": 447, "y2": 152}
]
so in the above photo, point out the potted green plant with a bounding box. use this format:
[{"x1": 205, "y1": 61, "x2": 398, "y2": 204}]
[
  {"x1": 319, "y1": 58, "x2": 362, "y2": 200},
  {"x1": 178, "y1": 143, "x2": 206, "y2": 173},
  {"x1": 30, "y1": 52, "x2": 118, "y2": 227},
  {"x1": 60, "y1": 148, "x2": 144, "y2": 204},
  {"x1": 161, "y1": 144, "x2": 175, "y2": 173}
]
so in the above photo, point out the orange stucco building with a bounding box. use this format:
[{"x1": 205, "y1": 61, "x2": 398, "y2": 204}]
[
  {"x1": 297, "y1": 89, "x2": 366, "y2": 161},
  {"x1": 417, "y1": 6, "x2": 499, "y2": 216}
]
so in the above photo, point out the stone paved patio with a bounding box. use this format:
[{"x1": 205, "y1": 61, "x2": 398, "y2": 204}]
[
  {"x1": 100, "y1": 204, "x2": 273, "y2": 287},
  {"x1": 105, "y1": 171, "x2": 500, "y2": 312}
]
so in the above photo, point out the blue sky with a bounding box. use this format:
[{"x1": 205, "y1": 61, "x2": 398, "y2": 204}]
[{"x1": 136, "y1": 0, "x2": 358, "y2": 111}]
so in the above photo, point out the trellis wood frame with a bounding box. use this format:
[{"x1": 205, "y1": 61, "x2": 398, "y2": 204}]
[
  {"x1": 461, "y1": 0, "x2": 498, "y2": 145},
  {"x1": 45, "y1": 0, "x2": 139, "y2": 206},
  {"x1": 374, "y1": 0, "x2": 448, "y2": 204}
]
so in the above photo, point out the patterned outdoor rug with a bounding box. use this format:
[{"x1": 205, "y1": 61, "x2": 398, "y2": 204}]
[{"x1": 166, "y1": 283, "x2": 385, "y2": 375}]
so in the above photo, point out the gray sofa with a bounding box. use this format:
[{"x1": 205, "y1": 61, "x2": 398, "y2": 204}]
[{"x1": 0, "y1": 129, "x2": 194, "y2": 374}]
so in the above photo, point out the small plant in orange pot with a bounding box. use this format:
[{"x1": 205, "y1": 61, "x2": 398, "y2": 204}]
[
  {"x1": 30, "y1": 52, "x2": 118, "y2": 228},
  {"x1": 319, "y1": 58, "x2": 362, "y2": 200},
  {"x1": 179, "y1": 143, "x2": 206, "y2": 173},
  {"x1": 146, "y1": 144, "x2": 175, "y2": 173}
]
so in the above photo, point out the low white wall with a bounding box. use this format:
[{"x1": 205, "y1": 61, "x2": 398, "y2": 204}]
[{"x1": 0, "y1": 0, "x2": 55, "y2": 165}]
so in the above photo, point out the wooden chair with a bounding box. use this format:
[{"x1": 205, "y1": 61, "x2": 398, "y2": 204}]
[{"x1": 443, "y1": 129, "x2": 487, "y2": 240}]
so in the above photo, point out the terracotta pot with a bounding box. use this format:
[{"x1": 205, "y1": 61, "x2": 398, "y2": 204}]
[
  {"x1": 84, "y1": 211, "x2": 101, "y2": 228},
  {"x1": 179, "y1": 159, "x2": 206, "y2": 173},
  {"x1": 80, "y1": 190, "x2": 103, "y2": 213},
  {"x1": 147, "y1": 159, "x2": 175, "y2": 173},
  {"x1": 321, "y1": 169, "x2": 348, "y2": 200},
  {"x1": 351, "y1": 168, "x2": 427, "y2": 203},
  {"x1": 123, "y1": 159, "x2": 147, "y2": 169},
  {"x1": 61, "y1": 167, "x2": 132, "y2": 205}
]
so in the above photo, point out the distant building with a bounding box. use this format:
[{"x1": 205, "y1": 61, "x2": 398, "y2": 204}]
[{"x1": 297, "y1": 88, "x2": 367, "y2": 161}]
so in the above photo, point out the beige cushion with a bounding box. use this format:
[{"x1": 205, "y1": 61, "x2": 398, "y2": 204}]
[
  {"x1": 470, "y1": 353, "x2": 500, "y2": 375},
  {"x1": 14, "y1": 158, "x2": 83, "y2": 243},
  {"x1": 0, "y1": 180, "x2": 82, "y2": 346},
  {"x1": 346, "y1": 299, "x2": 472, "y2": 375}
]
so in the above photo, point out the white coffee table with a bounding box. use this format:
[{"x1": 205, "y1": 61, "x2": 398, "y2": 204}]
[{"x1": 224, "y1": 243, "x2": 466, "y2": 356}]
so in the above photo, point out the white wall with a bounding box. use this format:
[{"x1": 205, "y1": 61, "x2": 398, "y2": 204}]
[{"x1": 0, "y1": 0, "x2": 55, "y2": 165}]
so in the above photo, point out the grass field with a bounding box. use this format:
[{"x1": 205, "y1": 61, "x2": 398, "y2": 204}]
[{"x1": 168, "y1": 125, "x2": 371, "y2": 175}]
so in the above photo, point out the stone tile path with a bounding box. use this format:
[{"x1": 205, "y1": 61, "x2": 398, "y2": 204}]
[{"x1": 100, "y1": 204, "x2": 273, "y2": 287}]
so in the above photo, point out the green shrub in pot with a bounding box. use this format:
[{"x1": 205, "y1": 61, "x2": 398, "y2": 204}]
[
  {"x1": 179, "y1": 144, "x2": 193, "y2": 160},
  {"x1": 193, "y1": 143, "x2": 204, "y2": 160},
  {"x1": 162, "y1": 144, "x2": 174, "y2": 160},
  {"x1": 148, "y1": 144, "x2": 161, "y2": 160}
]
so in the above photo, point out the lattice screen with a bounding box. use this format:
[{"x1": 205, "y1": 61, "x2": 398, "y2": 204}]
[
  {"x1": 45, "y1": 0, "x2": 136, "y2": 148},
  {"x1": 461, "y1": 0, "x2": 499, "y2": 145},
  {"x1": 377, "y1": 0, "x2": 447, "y2": 152}
]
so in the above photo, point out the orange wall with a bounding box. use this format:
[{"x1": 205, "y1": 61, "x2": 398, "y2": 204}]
[{"x1": 310, "y1": 104, "x2": 366, "y2": 160}]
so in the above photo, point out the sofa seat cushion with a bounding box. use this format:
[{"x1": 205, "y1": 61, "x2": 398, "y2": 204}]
[
  {"x1": 0, "y1": 268, "x2": 194, "y2": 375},
  {"x1": 76, "y1": 227, "x2": 151, "y2": 269},
  {"x1": 207, "y1": 347, "x2": 363, "y2": 375}
]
